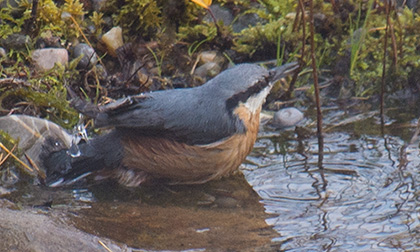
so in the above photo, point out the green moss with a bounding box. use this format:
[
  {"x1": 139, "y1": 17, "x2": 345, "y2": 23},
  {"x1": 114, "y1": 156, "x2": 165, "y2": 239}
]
[
  {"x1": 36, "y1": 0, "x2": 86, "y2": 39},
  {"x1": 233, "y1": 18, "x2": 290, "y2": 58},
  {"x1": 344, "y1": 5, "x2": 420, "y2": 96},
  {"x1": 259, "y1": 0, "x2": 297, "y2": 17},
  {"x1": 105, "y1": 0, "x2": 162, "y2": 39},
  {"x1": 0, "y1": 62, "x2": 80, "y2": 129},
  {"x1": 90, "y1": 11, "x2": 105, "y2": 37},
  {"x1": 0, "y1": 0, "x2": 31, "y2": 39},
  {"x1": 179, "y1": 22, "x2": 218, "y2": 45},
  {"x1": 1, "y1": 0, "x2": 420, "y2": 110}
]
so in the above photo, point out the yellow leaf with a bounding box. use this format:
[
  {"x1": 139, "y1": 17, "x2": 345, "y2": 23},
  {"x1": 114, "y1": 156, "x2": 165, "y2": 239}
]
[{"x1": 190, "y1": 0, "x2": 212, "y2": 9}]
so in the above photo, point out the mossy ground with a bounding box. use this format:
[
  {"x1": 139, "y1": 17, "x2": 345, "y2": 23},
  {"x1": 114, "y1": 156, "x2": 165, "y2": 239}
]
[{"x1": 0, "y1": 0, "x2": 419, "y2": 130}]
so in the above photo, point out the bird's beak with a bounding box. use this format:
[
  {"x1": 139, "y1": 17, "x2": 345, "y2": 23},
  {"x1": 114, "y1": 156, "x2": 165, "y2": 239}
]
[{"x1": 269, "y1": 62, "x2": 300, "y2": 84}]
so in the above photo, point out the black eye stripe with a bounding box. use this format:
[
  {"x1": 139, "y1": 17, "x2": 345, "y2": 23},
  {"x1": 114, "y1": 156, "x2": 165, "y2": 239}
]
[{"x1": 225, "y1": 76, "x2": 269, "y2": 112}]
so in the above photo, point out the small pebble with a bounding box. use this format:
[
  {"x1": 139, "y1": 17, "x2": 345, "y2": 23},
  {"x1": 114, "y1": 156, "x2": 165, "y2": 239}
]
[
  {"x1": 272, "y1": 107, "x2": 304, "y2": 128},
  {"x1": 73, "y1": 43, "x2": 98, "y2": 69},
  {"x1": 31, "y1": 48, "x2": 68, "y2": 72},
  {"x1": 101, "y1": 26, "x2": 123, "y2": 57},
  {"x1": 199, "y1": 51, "x2": 218, "y2": 64},
  {"x1": 194, "y1": 62, "x2": 222, "y2": 79},
  {"x1": 0, "y1": 47, "x2": 7, "y2": 58},
  {"x1": 199, "y1": 50, "x2": 225, "y2": 65}
]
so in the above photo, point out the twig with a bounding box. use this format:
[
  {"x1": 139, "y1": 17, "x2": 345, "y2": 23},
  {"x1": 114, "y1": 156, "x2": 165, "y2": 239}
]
[
  {"x1": 0, "y1": 142, "x2": 33, "y2": 173},
  {"x1": 380, "y1": 0, "x2": 391, "y2": 127},
  {"x1": 68, "y1": 15, "x2": 105, "y2": 68},
  {"x1": 308, "y1": 0, "x2": 324, "y2": 168},
  {"x1": 25, "y1": 153, "x2": 45, "y2": 180},
  {"x1": 98, "y1": 240, "x2": 113, "y2": 252},
  {"x1": 388, "y1": 10, "x2": 398, "y2": 71},
  {"x1": 0, "y1": 144, "x2": 16, "y2": 167},
  {"x1": 285, "y1": 0, "x2": 306, "y2": 99}
]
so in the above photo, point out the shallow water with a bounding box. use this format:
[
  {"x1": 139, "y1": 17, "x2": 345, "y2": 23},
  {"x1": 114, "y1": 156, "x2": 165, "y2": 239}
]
[
  {"x1": 244, "y1": 107, "x2": 420, "y2": 251},
  {"x1": 2, "y1": 103, "x2": 420, "y2": 251}
]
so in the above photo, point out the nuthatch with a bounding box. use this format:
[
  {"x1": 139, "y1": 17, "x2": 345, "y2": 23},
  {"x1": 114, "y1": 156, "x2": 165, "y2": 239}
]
[{"x1": 43, "y1": 62, "x2": 299, "y2": 187}]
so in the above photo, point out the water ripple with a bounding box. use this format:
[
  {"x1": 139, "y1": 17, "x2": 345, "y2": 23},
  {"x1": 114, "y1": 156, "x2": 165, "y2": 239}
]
[{"x1": 242, "y1": 130, "x2": 420, "y2": 251}]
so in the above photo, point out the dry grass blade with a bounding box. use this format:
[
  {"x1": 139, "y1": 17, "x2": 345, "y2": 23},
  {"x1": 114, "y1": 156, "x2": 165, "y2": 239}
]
[
  {"x1": 68, "y1": 15, "x2": 105, "y2": 67},
  {"x1": 25, "y1": 153, "x2": 46, "y2": 180},
  {"x1": 0, "y1": 143, "x2": 17, "y2": 167},
  {"x1": 0, "y1": 152, "x2": 8, "y2": 167},
  {"x1": 0, "y1": 142, "x2": 34, "y2": 173},
  {"x1": 98, "y1": 240, "x2": 113, "y2": 252}
]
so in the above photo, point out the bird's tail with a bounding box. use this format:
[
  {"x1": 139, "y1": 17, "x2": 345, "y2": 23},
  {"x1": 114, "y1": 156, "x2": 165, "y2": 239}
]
[{"x1": 41, "y1": 131, "x2": 123, "y2": 187}]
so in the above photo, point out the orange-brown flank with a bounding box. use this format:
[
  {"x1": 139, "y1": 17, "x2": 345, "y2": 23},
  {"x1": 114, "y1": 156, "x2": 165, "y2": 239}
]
[{"x1": 120, "y1": 105, "x2": 261, "y2": 184}]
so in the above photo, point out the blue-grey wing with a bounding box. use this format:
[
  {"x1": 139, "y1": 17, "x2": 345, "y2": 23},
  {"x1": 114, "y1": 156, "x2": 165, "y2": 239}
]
[{"x1": 91, "y1": 89, "x2": 243, "y2": 145}]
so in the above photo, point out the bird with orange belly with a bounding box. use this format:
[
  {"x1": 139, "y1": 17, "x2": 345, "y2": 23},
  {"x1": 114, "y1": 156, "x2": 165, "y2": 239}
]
[{"x1": 43, "y1": 62, "x2": 299, "y2": 187}]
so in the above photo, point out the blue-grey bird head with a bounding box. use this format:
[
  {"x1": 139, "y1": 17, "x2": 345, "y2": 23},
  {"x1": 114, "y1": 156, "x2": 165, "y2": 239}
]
[{"x1": 201, "y1": 62, "x2": 299, "y2": 114}]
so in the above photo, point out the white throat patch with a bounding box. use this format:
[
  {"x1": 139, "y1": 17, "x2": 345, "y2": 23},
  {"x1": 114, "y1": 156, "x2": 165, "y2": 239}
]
[{"x1": 242, "y1": 85, "x2": 272, "y2": 114}]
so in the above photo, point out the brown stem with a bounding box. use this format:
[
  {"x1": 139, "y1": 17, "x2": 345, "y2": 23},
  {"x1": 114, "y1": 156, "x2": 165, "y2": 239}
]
[
  {"x1": 285, "y1": 0, "x2": 306, "y2": 99},
  {"x1": 292, "y1": 2, "x2": 301, "y2": 32},
  {"x1": 206, "y1": 8, "x2": 221, "y2": 37},
  {"x1": 309, "y1": 0, "x2": 324, "y2": 168},
  {"x1": 388, "y1": 17, "x2": 398, "y2": 71},
  {"x1": 380, "y1": 0, "x2": 391, "y2": 128}
]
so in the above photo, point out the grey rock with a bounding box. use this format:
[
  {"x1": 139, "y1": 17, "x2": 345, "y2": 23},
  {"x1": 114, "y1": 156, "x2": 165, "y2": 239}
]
[
  {"x1": 194, "y1": 62, "x2": 222, "y2": 79},
  {"x1": 0, "y1": 0, "x2": 19, "y2": 9},
  {"x1": 272, "y1": 107, "x2": 304, "y2": 128},
  {"x1": 194, "y1": 51, "x2": 226, "y2": 79},
  {"x1": 204, "y1": 4, "x2": 233, "y2": 25},
  {"x1": 233, "y1": 13, "x2": 264, "y2": 33},
  {"x1": 73, "y1": 43, "x2": 98, "y2": 69},
  {"x1": 0, "y1": 34, "x2": 30, "y2": 50},
  {"x1": 0, "y1": 115, "x2": 72, "y2": 174},
  {"x1": 199, "y1": 50, "x2": 225, "y2": 65},
  {"x1": 0, "y1": 208, "x2": 130, "y2": 252},
  {"x1": 31, "y1": 48, "x2": 69, "y2": 72},
  {"x1": 0, "y1": 0, "x2": 21, "y2": 15}
]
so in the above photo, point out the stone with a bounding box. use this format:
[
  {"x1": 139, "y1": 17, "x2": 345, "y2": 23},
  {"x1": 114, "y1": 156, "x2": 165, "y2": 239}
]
[
  {"x1": 101, "y1": 26, "x2": 123, "y2": 57},
  {"x1": 199, "y1": 51, "x2": 218, "y2": 64},
  {"x1": 73, "y1": 43, "x2": 98, "y2": 69},
  {"x1": 31, "y1": 48, "x2": 69, "y2": 72},
  {"x1": 0, "y1": 34, "x2": 30, "y2": 50},
  {"x1": 199, "y1": 50, "x2": 225, "y2": 65},
  {"x1": 0, "y1": 115, "x2": 72, "y2": 175},
  {"x1": 0, "y1": 47, "x2": 6, "y2": 58},
  {"x1": 272, "y1": 107, "x2": 304, "y2": 128},
  {"x1": 194, "y1": 62, "x2": 222, "y2": 79},
  {"x1": 0, "y1": 208, "x2": 128, "y2": 252},
  {"x1": 232, "y1": 13, "x2": 264, "y2": 33},
  {"x1": 204, "y1": 4, "x2": 233, "y2": 26}
]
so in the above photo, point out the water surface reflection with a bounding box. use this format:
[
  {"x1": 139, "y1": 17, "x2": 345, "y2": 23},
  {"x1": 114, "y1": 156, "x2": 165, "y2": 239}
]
[
  {"x1": 1, "y1": 107, "x2": 419, "y2": 251},
  {"x1": 243, "y1": 109, "x2": 420, "y2": 251}
]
